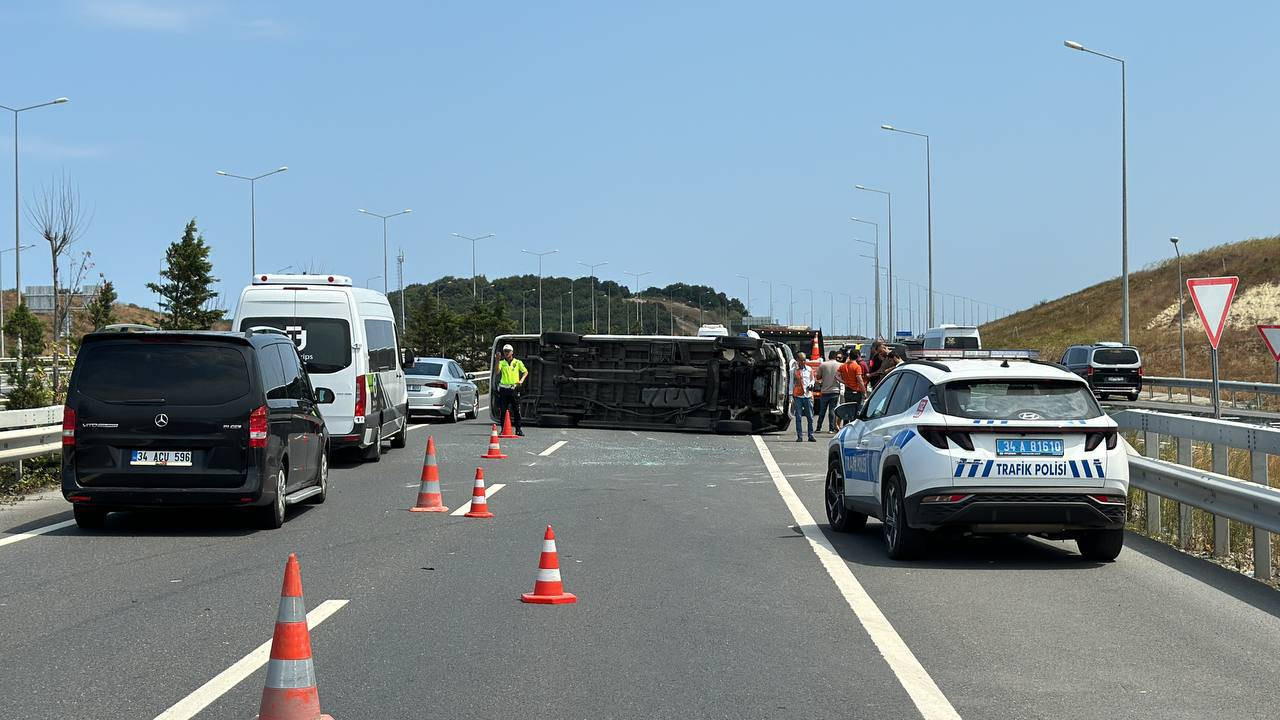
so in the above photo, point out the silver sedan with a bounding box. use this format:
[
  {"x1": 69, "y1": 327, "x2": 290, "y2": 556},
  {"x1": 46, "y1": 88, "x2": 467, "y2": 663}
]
[{"x1": 405, "y1": 357, "x2": 480, "y2": 422}]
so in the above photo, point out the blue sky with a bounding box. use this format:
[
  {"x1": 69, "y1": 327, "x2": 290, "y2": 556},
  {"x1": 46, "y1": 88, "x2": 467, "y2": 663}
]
[{"x1": 2, "y1": 1, "x2": 1278, "y2": 334}]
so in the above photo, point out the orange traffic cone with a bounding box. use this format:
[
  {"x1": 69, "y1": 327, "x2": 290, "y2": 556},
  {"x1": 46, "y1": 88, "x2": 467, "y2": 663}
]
[
  {"x1": 409, "y1": 436, "x2": 448, "y2": 512},
  {"x1": 463, "y1": 468, "x2": 494, "y2": 518},
  {"x1": 481, "y1": 424, "x2": 508, "y2": 459},
  {"x1": 520, "y1": 525, "x2": 577, "y2": 604},
  {"x1": 810, "y1": 333, "x2": 821, "y2": 361},
  {"x1": 258, "y1": 554, "x2": 334, "y2": 720},
  {"x1": 498, "y1": 410, "x2": 519, "y2": 439}
]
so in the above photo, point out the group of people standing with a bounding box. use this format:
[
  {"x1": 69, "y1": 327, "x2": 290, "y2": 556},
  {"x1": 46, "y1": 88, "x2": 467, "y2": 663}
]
[{"x1": 790, "y1": 340, "x2": 900, "y2": 442}]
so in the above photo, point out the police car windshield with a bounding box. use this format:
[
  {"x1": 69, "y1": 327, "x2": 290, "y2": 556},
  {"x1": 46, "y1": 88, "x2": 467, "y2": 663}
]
[
  {"x1": 238, "y1": 317, "x2": 351, "y2": 374},
  {"x1": 940, "y1": 379, "x2": 1102, "y2": 421}
]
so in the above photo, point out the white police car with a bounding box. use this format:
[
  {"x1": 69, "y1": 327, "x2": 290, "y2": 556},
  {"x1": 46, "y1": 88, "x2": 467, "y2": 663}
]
[{"x1": 826, "y1": 351, "x2": 1129, "y2": 561}]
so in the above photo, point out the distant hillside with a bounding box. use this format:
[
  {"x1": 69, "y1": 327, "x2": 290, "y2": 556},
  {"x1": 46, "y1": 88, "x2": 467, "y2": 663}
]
[
  {"x1": 981, "y1": 235, "x2": 1280, "y2": 382},
  {"x1": 392, "y1": 275, "x2": 748, "y2": 335}
]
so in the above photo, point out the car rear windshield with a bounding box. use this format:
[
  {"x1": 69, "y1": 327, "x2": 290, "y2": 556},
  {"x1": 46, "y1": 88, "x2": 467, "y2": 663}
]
[
  {"x1": 239, "y1": 317, "x2": 351, "y2": 374},
  {"x1": 940, "y1": 379, "x2": 1102, "y2": 421},
  {"x1": 75, "y1": 342, "x2": 251, "y2": 405},
  {"x1": 406, "y1": 362, "x2": 444, "y2": 376},
  {"x1": 942, "y1": 335, "x2": 979, "y2": 349},
  {"x1": 1092, "y1": 347, "x2": 1139, "y2": 365}
]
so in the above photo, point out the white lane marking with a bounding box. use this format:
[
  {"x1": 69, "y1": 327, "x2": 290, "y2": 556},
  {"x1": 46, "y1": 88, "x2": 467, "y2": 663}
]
[
  {"x1": 751, "y1": 436, "x2": 961, "y2": 720},
  {"x1": 476, "y1": 406, "x2": 488, "y2": 413},
  {"x1": 153, "y1": 599, "x2": 349, "y2": 720},
  {"x1": 406, "y1": 423, "x2": 428, "y2": 431},
  {"x1": 539, "y1": 440, "x2": 568, "y2": 457},
  {"x1": 0, "y1": 519, "x2": 76, "y2": 548},
  {"x1": 449, "y1": 483, "x2": 506, "y2": 516}
]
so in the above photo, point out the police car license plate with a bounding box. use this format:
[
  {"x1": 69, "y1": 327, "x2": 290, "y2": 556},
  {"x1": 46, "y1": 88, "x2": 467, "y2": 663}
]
[
  {"x1": 996, "y1": 438, "x2": 1063, "y2": 457},
  {"x1": 130, "y1": 450, "x2": 192, "y2": 466}
]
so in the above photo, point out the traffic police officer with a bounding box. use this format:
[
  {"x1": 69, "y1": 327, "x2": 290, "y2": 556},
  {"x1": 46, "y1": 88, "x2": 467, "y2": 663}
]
[{"x1": 494, "y1": 343, "x2": 528, "y2": 436}]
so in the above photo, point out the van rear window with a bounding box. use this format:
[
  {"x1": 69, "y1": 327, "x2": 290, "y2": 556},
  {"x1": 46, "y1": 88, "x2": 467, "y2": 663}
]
[
  {"x1": 75, "y1": 343, "x2": 250, "y2": 405},
  {"x1": 240, "y1": 317, "x2": 351, "y2": 374},
  {"x1": 1092, "y1": 348, "x2": 1139, "y2": 365}
]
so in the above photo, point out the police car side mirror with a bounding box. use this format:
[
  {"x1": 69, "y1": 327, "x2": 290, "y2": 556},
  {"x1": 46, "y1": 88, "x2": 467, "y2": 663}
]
[
  {"x1": 834, "y1": 401, "x2": 862, "y2": 423},
  {"x1": 314, "y1": 387, "x2": 336, "y2": 404}
]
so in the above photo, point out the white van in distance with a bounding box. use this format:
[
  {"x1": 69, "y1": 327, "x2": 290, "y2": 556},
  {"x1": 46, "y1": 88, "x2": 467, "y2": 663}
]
[
  {"x1": 232, "y1": 274, "x2": 409, "y2": 461},
  {"x1": 923, "y1": 324, "x2": 982, "y2": 351}
]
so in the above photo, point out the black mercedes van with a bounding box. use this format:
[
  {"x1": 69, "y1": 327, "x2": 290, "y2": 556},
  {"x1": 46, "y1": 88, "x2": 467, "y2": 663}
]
[{"x1": 62, "y1": 329, "x2": 333, "y2": 529}]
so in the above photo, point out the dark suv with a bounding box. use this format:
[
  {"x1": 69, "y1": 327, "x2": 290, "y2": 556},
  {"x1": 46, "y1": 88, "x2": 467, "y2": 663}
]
[
  {"x1": 1059, "y1": 342, "x2": 1143, "y2": 401},
  {"x1": 62, "y1": 329, "x2": 334, "y2": 530}
]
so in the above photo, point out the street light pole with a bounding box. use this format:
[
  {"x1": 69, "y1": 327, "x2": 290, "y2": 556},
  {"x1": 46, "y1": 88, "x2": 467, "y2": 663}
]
[
  {"x1": 1065, "y1": 39, "x2": 1129, "y2": 344},
  {"x1": 850, "y1": 218, "x2": 881, "y2": 337},
  {"x1": 623, "y1": 270, "x2": 650, "y2": 328},
  {"x1": 781, "y1": 283, "x2": 794, "y2": 325},
  {"x1": 1, "y1": 97, "x2": 68, "y2": 306},
  {"x1": 217, "y1": 166, "x2": 288, "y2": 277},
  {"x1": 735, "y1": 274, "x2": 752, "y2": 328},
  {"x1": 0, "y1": 243, "x2": 32, "y2": 356},
  {"x1": 453, "y1": 233, "x2": 495, "y2": 300},
  {"x1": 880, "y1": 125, "x2": 933, "y2": 326},
  {"x1": 801, "y1": 288, "x2": 814, "y2": 330},
  {"x1": 577, "y1": 260, "x2": 608, "y2": 332},
  {"x1": 522, "y1": 289, "x2": 535, "y2": 333},
  {"x1": 760, "y1": 279, "x2": 773, "y2": 323},
  {"x1": 358, "y1": 209, "x2": 412, "y2": 295},
  {"x1": 1171, "y1": 237, "x2": 1186, "y2": 377},
  {"x1": 855, "y1": 185, "x2": 893, "y2": 337},
  {"x1": 522, "y1": 249, "x2": 559, "y2": 334}
]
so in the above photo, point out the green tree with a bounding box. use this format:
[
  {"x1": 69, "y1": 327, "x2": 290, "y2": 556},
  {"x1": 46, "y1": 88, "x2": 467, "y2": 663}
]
[
  {"x1": 85, "y1": 277, "x2": 118, "y2": 330},
  {"x1": 147, "y1": 219, "x2": 222, "y2": 329},
  {"x1": 3, "y1": 304, "x2": 50, "y2": 410}
]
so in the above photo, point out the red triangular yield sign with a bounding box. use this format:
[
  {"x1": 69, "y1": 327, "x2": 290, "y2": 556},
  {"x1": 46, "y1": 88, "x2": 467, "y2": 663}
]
[
  {"x1": 1186, "y1": 276, "x2": 1238, "y2": 349},
  {"x1": 1259, "y1": 325, "x2": 1280, "y2": 362}
]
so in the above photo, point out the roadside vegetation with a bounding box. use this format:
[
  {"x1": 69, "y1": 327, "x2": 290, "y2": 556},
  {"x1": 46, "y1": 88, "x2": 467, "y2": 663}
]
[{"x1": 982, "y1": 235, "x2": 1280, "y2": 382}]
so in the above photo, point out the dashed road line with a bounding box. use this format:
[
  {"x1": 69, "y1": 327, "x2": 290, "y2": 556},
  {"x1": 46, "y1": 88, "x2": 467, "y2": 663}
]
[
  {"x1": 539, "y1": 440, "x2": 568, "y2": 456},
  {"x1": 449, "y1": 483, "x2": 506, "y2": 516},
  {"x1": 0, "y1": 519, "x2": 76, "y2": 549},
  {"x1": 152, "y1": 599, "x2": 349, "y2": 720},
  {"x1": 752, "y1": 436, "x2": 961, "y2": 720}
]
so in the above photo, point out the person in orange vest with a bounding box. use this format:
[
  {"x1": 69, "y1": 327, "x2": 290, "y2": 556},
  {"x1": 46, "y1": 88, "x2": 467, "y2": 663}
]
[
  {"x1": 837, "y1": 348, "x2": 868, "y2": 428},
  {"x1": 791, "y1": 347, "x2": 815, "y2": 442}
]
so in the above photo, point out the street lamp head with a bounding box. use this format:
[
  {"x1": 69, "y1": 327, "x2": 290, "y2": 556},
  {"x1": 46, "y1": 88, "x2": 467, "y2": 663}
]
[
  {"x1": 358, "y1": 208, "x2": 369, "y2": 214},
  {"x1": 854, "y1": 184, "x2": 867, "y2": 190},
  {"x1": 1169, "y1": 236, "x2": 1179, "y2": 244},
  {"x1": 402, "y1": 209, "x2": 411, "y2": 213},
  {"x1": 53, "y1": 97, "x2": 69, "y2": 104},
  {"x1": 277, "y1": 166, "x2": 288, "y2": 172},
  {"x1": 880, "y1": 124, "x2": 895, "y2": 131},
  {"x1": 216, "y1": 170, "x2": 229, "y2": 176},
  {"x1": 1064, "y1": 40, "x2": 1085, "y2": 51}
]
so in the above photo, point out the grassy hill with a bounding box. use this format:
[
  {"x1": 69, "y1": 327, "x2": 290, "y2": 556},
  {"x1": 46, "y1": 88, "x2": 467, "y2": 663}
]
[{"x1": 980, "y1": 235, "x2": 1280, "y2": 382}]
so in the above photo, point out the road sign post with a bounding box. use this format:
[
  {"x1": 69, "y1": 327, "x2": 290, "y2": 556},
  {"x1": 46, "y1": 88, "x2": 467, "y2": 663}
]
[
  {"x1": 1186, "y1": 277, "x2": 1238, "y2": 419},
  {"x1": 1257, "y1": 325, "x2": 1280, "y2": 385}
]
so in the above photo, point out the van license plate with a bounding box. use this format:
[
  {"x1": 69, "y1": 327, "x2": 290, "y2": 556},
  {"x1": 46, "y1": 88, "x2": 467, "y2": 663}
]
[
  {"x1": 130, "y1": 450, "x2": 193, "y2": 466},
  {"x1": 996, "y1": 439, "x2": 1063, "y2": 457}
]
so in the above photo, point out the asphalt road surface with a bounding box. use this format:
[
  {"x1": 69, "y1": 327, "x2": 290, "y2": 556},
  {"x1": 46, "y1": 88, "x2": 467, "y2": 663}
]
[{"x1": 2, "y1": 416, "x2": 1279, "y2": 719}]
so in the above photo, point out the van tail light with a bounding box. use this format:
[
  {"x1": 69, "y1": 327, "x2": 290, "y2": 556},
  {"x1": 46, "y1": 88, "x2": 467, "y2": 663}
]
[
  {"x1": 62, "y1": 407, "x2": 76, "y2": 446},
  {"x1": 354, "y1": 378, "x2": 367, "y2": 421},
  {"x1": 1138, "y1": 366, "x2": 1144, "y2": 377},
  {"x1": 1086, "y1": 366, "x2": 1094, "y2": 376},
  {"x1": 249, "y1": 405, "x2": 268, "y2": 448}
]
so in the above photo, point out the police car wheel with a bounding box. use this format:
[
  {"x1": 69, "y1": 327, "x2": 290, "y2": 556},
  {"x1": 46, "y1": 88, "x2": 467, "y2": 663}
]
[
  {"x1": 1076, "y1": 529, "x2": 1123, "y2": 562},
  {"x1": 883, "y1": 476, "x2": 925, "y2": 560},
  {"x1": 826, "y1": 461, "x2": 867, "y2": 532}
]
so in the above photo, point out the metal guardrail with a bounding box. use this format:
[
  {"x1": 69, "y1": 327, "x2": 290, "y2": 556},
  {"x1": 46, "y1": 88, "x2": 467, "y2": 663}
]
[
  {"x1": 0, "y1": 405, "x2": 62, "y2": 464},
  {"x1": 1143, "y1": 375, "x2": 1280, "y2": 413},
  {"x1": 1114, "y1": 408, "x2": 1277, "y2": 580}
]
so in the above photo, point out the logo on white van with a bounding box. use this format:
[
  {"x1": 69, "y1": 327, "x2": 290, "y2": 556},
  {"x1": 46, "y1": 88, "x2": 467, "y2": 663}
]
[{"x1": 285, "y1": 325, "x2": 308, "y2": 350}]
